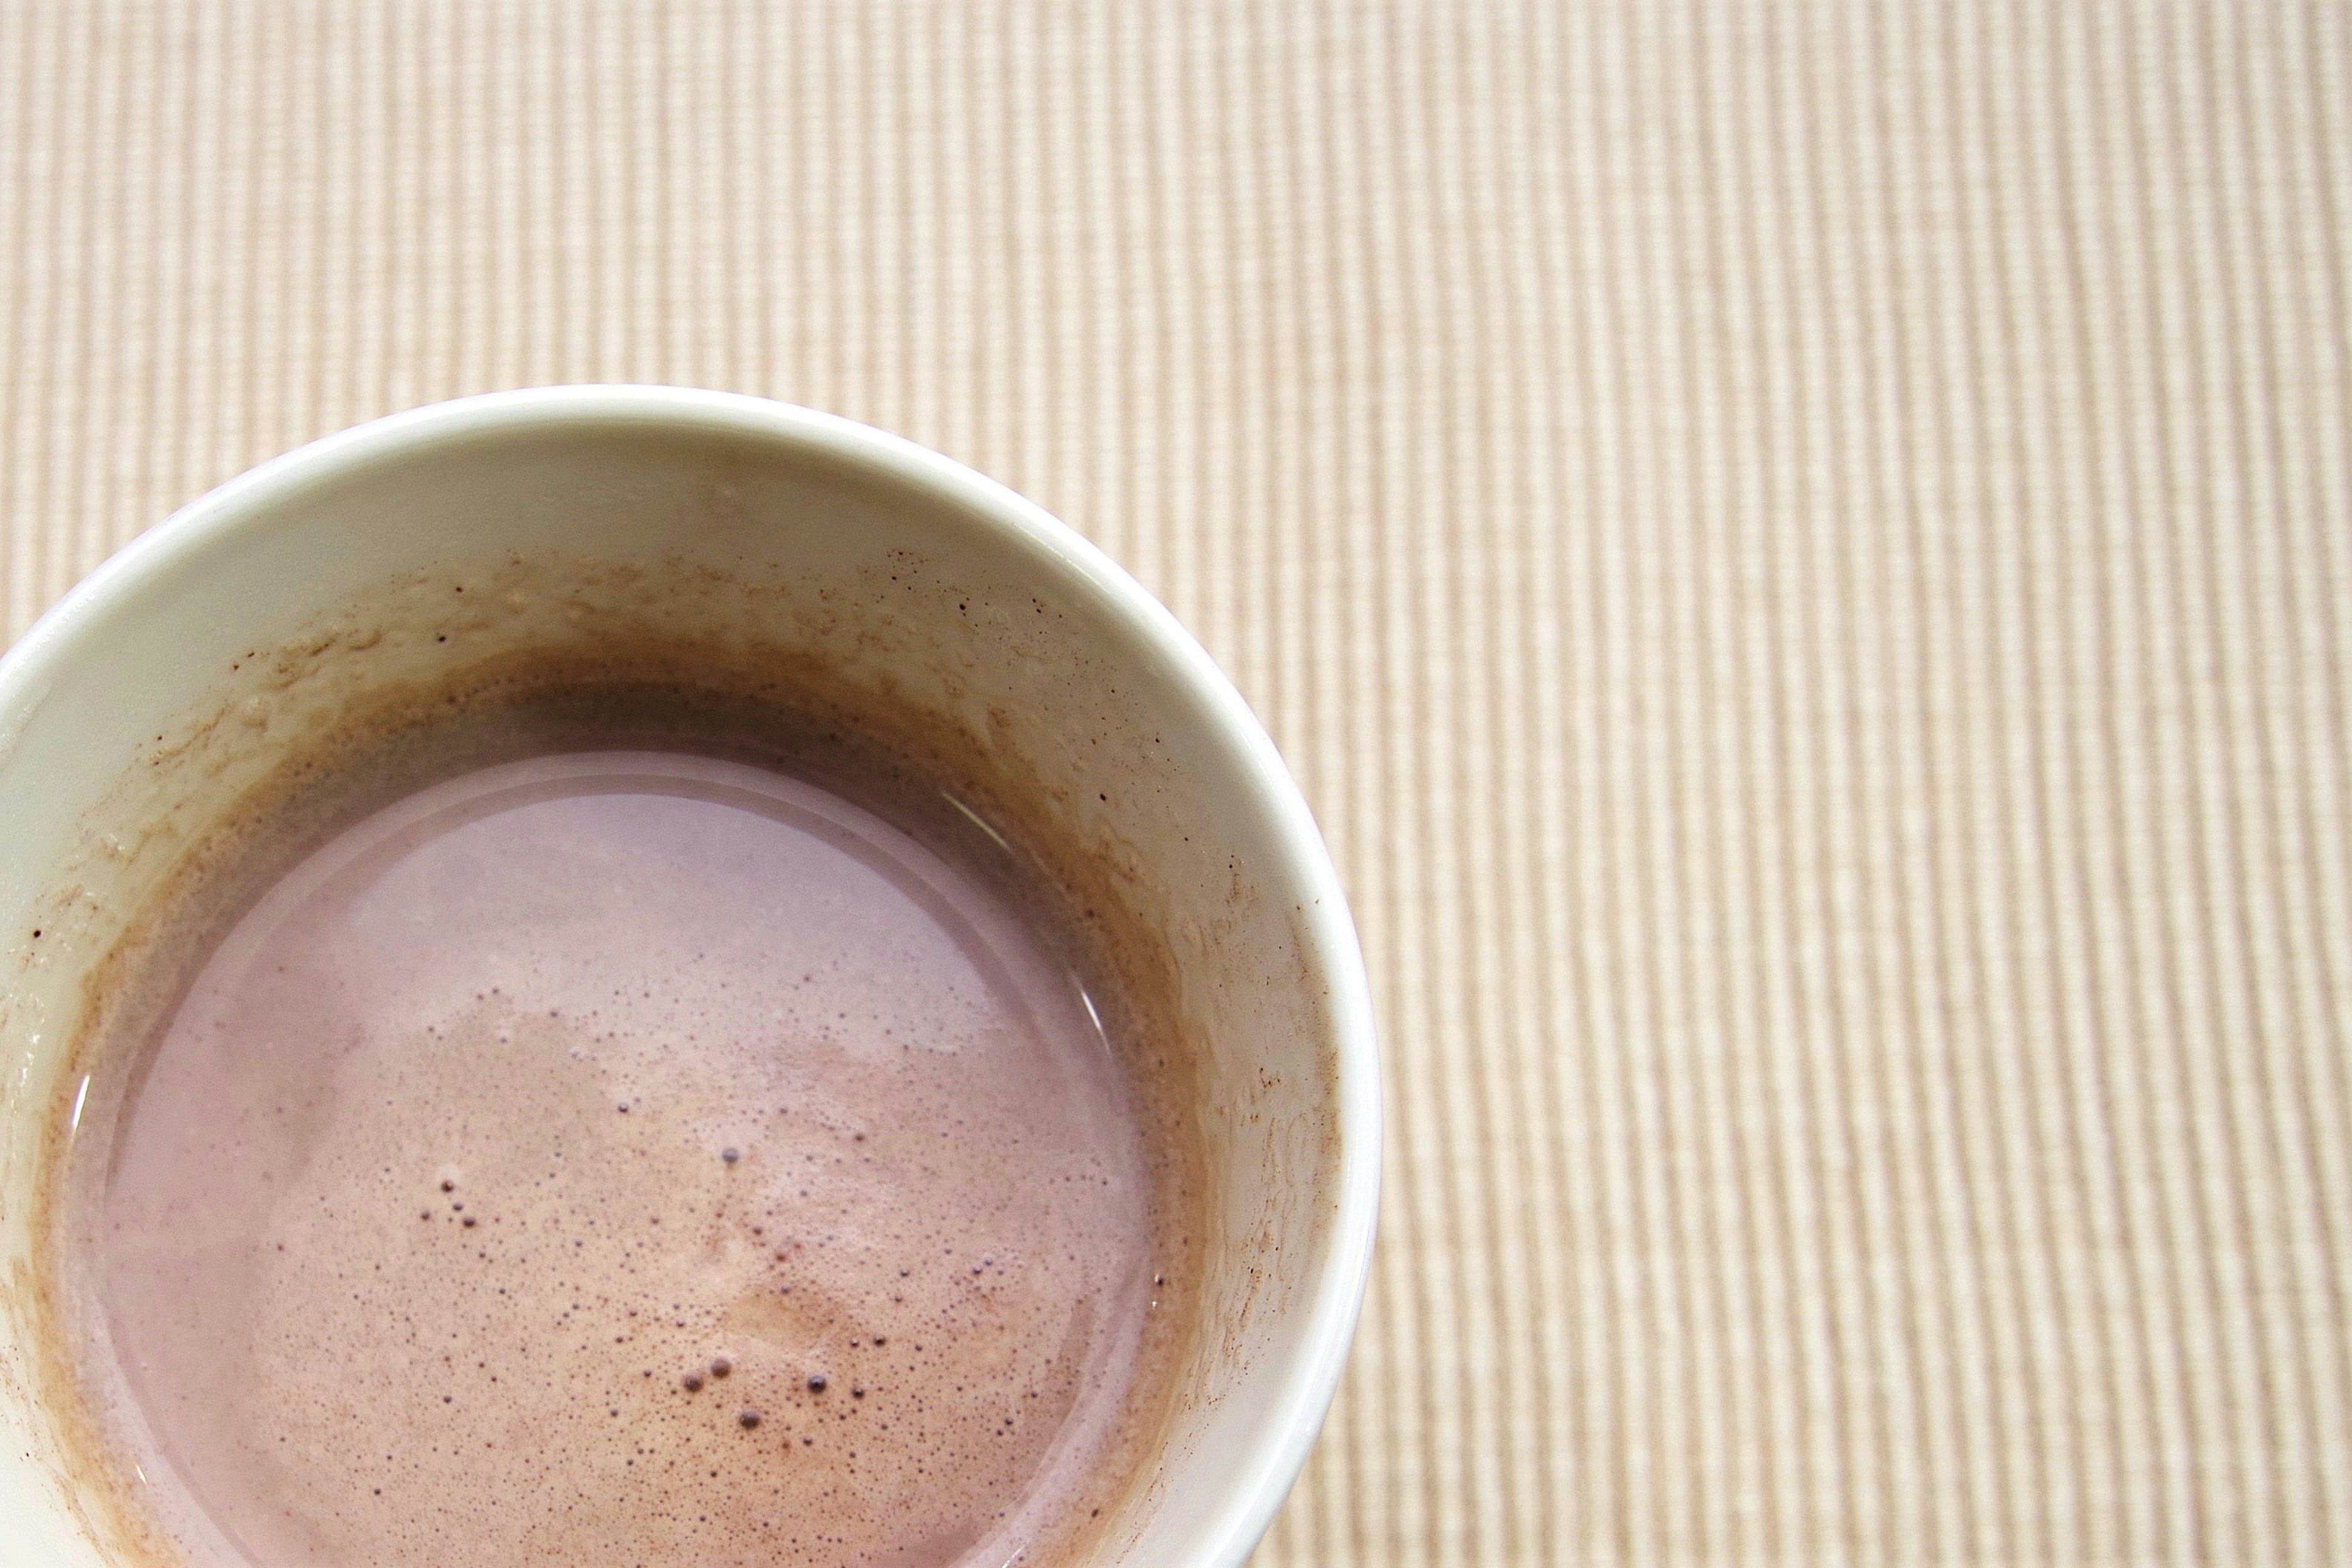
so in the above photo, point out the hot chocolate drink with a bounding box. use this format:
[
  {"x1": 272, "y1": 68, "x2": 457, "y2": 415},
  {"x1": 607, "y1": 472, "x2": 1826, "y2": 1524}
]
[{"x1": 42, "y1": 672, "x2": 1202, "y2": 1568}]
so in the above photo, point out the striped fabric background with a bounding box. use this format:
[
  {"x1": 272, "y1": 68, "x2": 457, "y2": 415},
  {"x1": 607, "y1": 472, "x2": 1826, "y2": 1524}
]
[{"x1": 5, "y1": 4, "x2": 2351, "y2": 1563}]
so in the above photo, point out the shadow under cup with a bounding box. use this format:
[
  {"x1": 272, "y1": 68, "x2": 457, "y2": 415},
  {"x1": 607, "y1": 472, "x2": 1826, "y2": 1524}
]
[{"x1": 0, "y1": 390, "x2": 1378, "y2": 1568}]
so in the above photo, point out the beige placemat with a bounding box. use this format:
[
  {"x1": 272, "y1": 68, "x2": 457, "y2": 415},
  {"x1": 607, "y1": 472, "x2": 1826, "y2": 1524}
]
[{"x1": 6, "y1": 4, "x2": 2351, "y2": 1562}]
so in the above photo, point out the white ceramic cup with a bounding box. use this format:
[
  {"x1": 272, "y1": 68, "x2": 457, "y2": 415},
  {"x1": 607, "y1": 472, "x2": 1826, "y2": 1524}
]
[{"x1": 0, "y1": 388, "x2": 1378, "y2": 1567}]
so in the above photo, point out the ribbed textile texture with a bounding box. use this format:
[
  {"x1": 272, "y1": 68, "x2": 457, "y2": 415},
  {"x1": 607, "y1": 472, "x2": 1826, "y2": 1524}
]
[{"x1": 6, "y1": 4, "x2": 2352, "y2": 1564}]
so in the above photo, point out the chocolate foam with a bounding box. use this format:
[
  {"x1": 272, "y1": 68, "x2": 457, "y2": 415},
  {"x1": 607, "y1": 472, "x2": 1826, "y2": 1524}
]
[{"x1": 44, "y1": 663, "x2": 1205, "y2": 1568}]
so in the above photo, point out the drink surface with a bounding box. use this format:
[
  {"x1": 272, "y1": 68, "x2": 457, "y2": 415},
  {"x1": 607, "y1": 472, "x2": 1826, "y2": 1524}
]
[{"x1": 80, "y1": 750, "x2": 1169, "y2": 1568}]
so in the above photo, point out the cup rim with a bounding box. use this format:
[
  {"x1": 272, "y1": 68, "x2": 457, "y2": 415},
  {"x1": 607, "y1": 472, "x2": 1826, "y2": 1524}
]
[{"x1": 0, "y1": 385, "x2": 1381, "y2": 1568}]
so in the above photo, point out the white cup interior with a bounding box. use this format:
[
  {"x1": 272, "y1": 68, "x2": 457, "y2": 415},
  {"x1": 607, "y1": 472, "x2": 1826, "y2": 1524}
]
[{"x1": 0, "y1": 390, "x2": 1378, "y2": 1568}]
